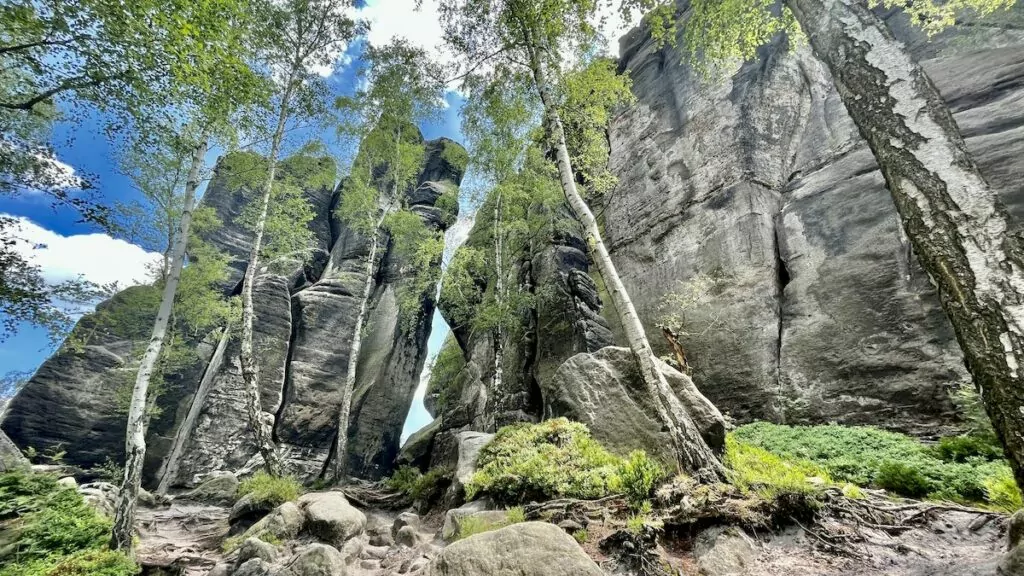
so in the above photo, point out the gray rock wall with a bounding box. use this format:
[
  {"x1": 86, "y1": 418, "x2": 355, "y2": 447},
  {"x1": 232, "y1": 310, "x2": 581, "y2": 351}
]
[
  {"x1": 606, "y1": 2, "x2": 1024, "y2": 434},
  {"x1": 1, "y1": 136, "x2": 465, "y2": 486}
]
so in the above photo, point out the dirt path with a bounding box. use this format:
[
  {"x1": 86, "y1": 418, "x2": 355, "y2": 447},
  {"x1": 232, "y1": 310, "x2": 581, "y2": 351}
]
[{"x1": 136, "y1": 502, "x2": 230, "y2": 575}]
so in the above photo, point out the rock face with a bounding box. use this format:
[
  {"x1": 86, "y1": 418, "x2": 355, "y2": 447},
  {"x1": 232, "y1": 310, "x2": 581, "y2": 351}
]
[
  {"x1": 428, "y1": 522, "x2": 604, "y2": 576},
  {"x1": 604, "y1": 1, "x2": 1024, "y2": 433},
  {"x1": 1, "y1": 134, "x2": 466, "y2": 485},
  {"x1": 544, "y1": 346, "x2": 725, "y2": 462},
  {"x1": 428, "y1": 201, "x2": 615, "y2": 470},
  {"x1": 0, "y1": 429, "x2": 27, "y2": 472}
]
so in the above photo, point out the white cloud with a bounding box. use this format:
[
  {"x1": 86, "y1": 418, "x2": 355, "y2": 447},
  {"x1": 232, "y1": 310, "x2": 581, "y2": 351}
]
[
  {"x1": 5, "y1": 215, "x2": 161, "y2": 288},
  {"x1": 357, "y1": 0, "x2": 453, "y2": 67}
]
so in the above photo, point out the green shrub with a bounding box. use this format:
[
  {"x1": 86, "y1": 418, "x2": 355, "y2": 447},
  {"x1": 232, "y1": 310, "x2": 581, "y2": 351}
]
[
  {"x1": 572, "y1": 529, "x2": 589, "y2": 544},
  {"x1": 875, "y1": 461, "x2": 931, "y2": 499},
  {"x1": 619, "y1": 450, "x2": 663, "y2": 510},
  {"x1": 724, "y1": 436, "x2": 828, "y2": 500},
  {"x1": 387, "y1": 466, "x2": 422, "y2": 494},
  {"x1": 454, "y1": 508, "x2": 525, "y2": 541},
  {"x1": 732, "y1": 422, "x2": 1021, "y2": 508},
  {"x1": 236, "y1": 472, "x2": 301, "y2": 508},
  {"x1": 984, "y1": 467, "x2": 1023, "y2": 513},
  {"x1": 386, "y1": 466, "x2": 449, "y2": 502},
  {"x1": 0, "y1": 472, "x2": 137, "y2": 576},
  {"x1": 464, "y1": 419, "x2": 623, "y2": 503},
  {"x1": 934, "y1": 435, "x2": 1002, "y2": 463}
]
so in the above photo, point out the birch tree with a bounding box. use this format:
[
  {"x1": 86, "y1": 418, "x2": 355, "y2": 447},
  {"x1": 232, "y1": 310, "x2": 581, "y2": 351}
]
[
  {"x1": 439, "y1": 0, "x2": 725, "y2": 476},
  {"x1": 329, "y1": 41, "x2": 446, "y2": 481},
  {"x1": 239, "y1": 0, "x2": 360, "y2": 477},
  {"x1": 109, "y1": 12, "x2": 271, "y2": 551},
  {"x1": 632, "y1": 0, "x2": 1024, "y2": 492}
]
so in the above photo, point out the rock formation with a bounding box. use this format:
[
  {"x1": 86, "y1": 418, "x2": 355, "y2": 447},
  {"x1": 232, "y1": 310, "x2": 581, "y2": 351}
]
[
  {"x1": 1, "y1": 133, "x2": 466, "y2": 486},
  {"x1": 602, "y1": 1, "x2": 1024, "y2": 434}
]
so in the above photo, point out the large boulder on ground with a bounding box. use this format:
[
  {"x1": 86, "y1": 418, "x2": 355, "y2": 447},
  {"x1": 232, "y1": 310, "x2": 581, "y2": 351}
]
[
  {"x1": 298, "y1": 491, "x2": 366, "y2": 546},
  {"x1": 280, "y1": 543, "x2": 346, "y2": 576},
  {"x1": 428, "y1": 522, "x2": 603, "y2": 576},
  {"x1": 78, "y1": 482, "x2": 118, "y2": 517},
  {"x1": 0, "y1": 430, "x2": 28, "y2": 472},
  {"x1": 1000, "y1": 510, "x2": 1024, "y2": 575},
  {"x1": 693, "y1": 526, "x2": 755, "y2": 576},
  {"x1": 183, "y1": 471, "x2": 239, "y2": 505},
  {"x1": 244, "y1": 502, "x2": 304, "y2": 542},
  {"x1": 544, "y1": 346, "x2": 726, "y2": 463},
  {"x1": 452, "y1": 431, "x2": 494, "y2": 496},
  {"x1": 441, "y1": 501, "x2": 507, "y2": 542},
  {"x1": 237, "y1": 537, "x2": 279, "y2": 566}
]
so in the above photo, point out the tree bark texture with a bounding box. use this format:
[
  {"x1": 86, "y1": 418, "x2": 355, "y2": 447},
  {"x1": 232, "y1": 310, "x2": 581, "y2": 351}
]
[
  {"x1": 110, "y1": 134, "x2": 208, "y2": 552},
  {"x1": 786, "y1": 0, "x2": 1024, "y2": 489}
]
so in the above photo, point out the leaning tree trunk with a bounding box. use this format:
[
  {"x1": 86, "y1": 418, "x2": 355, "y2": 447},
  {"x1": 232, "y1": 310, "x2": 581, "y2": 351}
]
[
  {"x1": 786, "y1": 0, "x2": 1024, "y2": 490},
  {"x1": 240, "y1": 74, "x2": 297, "y2": 478},
  {"x1": 331, "y1": 209, "x2": 387, "y2": 482},
  {"x1": 110, "y1": 134, "x2": 208, "y2": 553},
  {"x1": 526, "y1": 44, "x2": 724, "y2": 478}
]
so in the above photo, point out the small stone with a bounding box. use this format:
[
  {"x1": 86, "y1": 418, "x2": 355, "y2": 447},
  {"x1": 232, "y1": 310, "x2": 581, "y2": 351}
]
[
  {"x1": 233, "y1": 558, "x2": 276, "y2": 576},
  {"x1": 281, "y1": 543, "x2": 346, "y2": 576},
  {"x1": 57, "y1": 476, "x2": 77, "y2": 489},
  {"x1": 206, "y1": 562, "x2": 232, "y2": 576},
  {"x1": 396, "y1": 525, "x2": 419, "y2": 547},
  {"x1": 237, "y1": 537, "x2": 278, "y2": 565},
  {"x1": 392, "y1": 511, "x2": 421, "y2": 538}
]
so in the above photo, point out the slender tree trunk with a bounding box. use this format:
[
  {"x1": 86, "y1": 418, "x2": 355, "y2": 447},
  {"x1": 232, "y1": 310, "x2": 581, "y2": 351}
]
[
  {"x1": 785, "y1": 0, "x2": 1024, "y2": 493},
  {"x1": 110, "y1": 134, "x2": 208, "y2": 553},
  {"x1": 331, "y1": 125, "x2": 405, "y2": 482},
  {"x1": 490, "y1": 187, "x2": 503, "y2": 432},
  {"x1": 525, "y1": 43, "x2": 723, "y2": 478},
  {"x1": 331, "y1": 210, "x2": 387, "y2": 482},
  {"x1": 240, "y1": 74, "x2": 297, "y2": 477}
]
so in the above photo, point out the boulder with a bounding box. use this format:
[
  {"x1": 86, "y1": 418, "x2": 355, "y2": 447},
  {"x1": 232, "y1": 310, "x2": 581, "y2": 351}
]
[
  {"x1": 1000, "y1": 510, "x2": 1024, "y2": 575},
  {"x1": 298, "y1": 491, "x2": 366, "y2": 546},
  {"x1": 441, "y1": 501, "x2": 509, "y2": 542},
  {"x1": 230, "y1": 493, "x2": 275, "y2": 524},
  {"x1": 78, "y1": 482, "x2": 118, "y2": 517},
  {"x1": 244, "y1": 502, "x2": 304, "y2": 542},
  {"x1": 428, "y1": 522, "x2": 603, "y2": 575},
  {"x1": 236, "y1": 537, "x2": 278, "y2": 565},
  {"x1": 233, "y1": 558, "x2": 278, "y2": 576},
  {"x1": 0, "y1": 430, "x2": 28, "y2": 472},
  {"x1": 206, "y1": 563, "x2": 232, "y2": 576},
  {"x1": 392, "y1": 512, "x2": 421, "y2": 538},
  {"x1": 544, "y1": 346, "x2": 725, "y2": 463},
  {"x1": 453, "y1": 432, "x2": 494, "y2": 493},
  {"x1": 693, "y1": 526, "x2": 755, "y2": 576},
  {"x1": 397, "y1": 418, "x2": 440, "y2": 471},
  {"x1": 280, "y1": 543, "x2": 346, "y2": 576},
  {"x1": 184, "y1": 472, "x2": 239, "y2": 505}
]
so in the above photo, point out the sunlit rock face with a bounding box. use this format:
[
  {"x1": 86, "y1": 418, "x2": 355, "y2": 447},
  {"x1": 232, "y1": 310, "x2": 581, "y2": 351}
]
[
  {"x1": 605, "y1": 0, "x2": 1024, "y2": 434},
  {"x1": 1, "y1": 132, "x2": 466, "y2": 486}
]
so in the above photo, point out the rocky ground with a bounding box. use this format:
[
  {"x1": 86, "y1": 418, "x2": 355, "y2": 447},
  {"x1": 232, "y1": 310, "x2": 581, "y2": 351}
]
[{"x1": 90, "y1": 473, "x2": 1019, "y2": 576}]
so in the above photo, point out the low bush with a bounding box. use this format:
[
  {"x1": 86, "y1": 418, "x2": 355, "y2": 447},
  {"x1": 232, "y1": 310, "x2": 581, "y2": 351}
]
[
  {"x1": 464, "y1": 418, "x2": 623, "y2": 503},
  {"x1": 0, "y1": 471, "x2": 137, "y2": 576},
  {"x1": 933, "y1": 435, "x2": 1002, "y2": 463},
  {"x1": 455, "y1": 507, "x2": 526, "y2": 541},
  {"x1": 619, "y1": 451, "x2": 663, "y2": 511},
  {"x1": 724, "y1": 436, "x2": 829, "y2": 501},
  {"x1": 732, "y1": 422, "x2": 1021, "y2": 509},
  {"x1": 236, "y1": 472, "x2": 301, "y2": 508},
  {"x1": 386, "y1": 466, "x2": 449, "y2": 503},
  {"x1": 984, "y1": 467, "x2": 1023, "y2": 513}
]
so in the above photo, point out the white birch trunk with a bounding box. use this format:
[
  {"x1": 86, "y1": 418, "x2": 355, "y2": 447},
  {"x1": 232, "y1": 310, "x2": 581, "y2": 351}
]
[
  {"x1": 786, "y1": 0, "x2": 1024, "y2": 490},
  {"x1": 240, "y1": 73, "x2": 298, "y2": 478},
  {"x1": 526, "y1": 43, "x2": 724, "y2": 477},
  {"x1": 110, "y1": 134, "x2": 208, "y2": 552}
]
